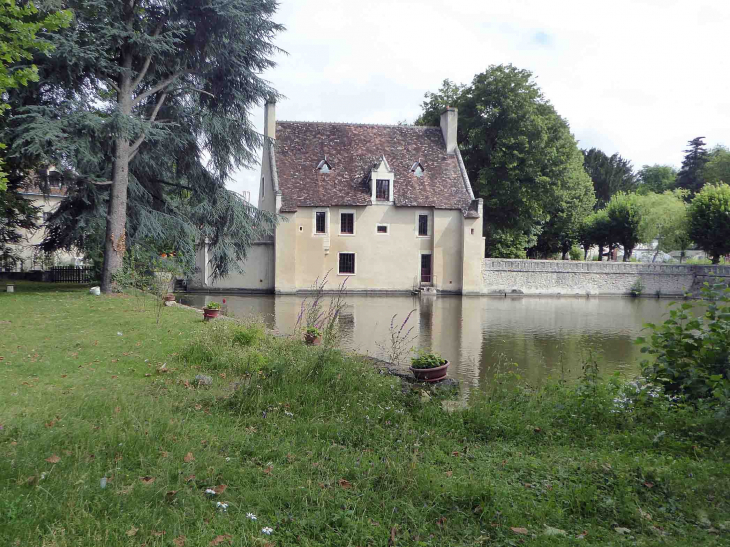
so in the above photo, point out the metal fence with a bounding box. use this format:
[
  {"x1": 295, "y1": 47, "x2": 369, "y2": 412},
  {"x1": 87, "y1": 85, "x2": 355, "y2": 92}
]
[{"x1": 51, "y1": 266, "x2": 94, "y2": 284}]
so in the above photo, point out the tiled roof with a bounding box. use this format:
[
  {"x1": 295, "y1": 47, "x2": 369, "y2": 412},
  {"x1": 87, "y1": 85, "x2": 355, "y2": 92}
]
[{"x1": 274, "y1": 122, "x2": 475, "y2": 215}]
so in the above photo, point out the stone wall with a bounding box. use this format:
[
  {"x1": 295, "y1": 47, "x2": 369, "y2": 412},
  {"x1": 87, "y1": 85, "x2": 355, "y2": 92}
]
[{"x1": 482, "y1": 259, "x2": 730, "y2": 296}]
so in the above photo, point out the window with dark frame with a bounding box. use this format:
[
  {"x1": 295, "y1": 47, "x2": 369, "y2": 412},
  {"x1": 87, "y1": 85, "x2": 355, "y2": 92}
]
[
  {"x1": 340, "y1": 212, "x2": 354, "y2": 234},
  {"x1": 315, "y1": 211, "x2": 326, "y2": 234},
  {"x1": 339, "y1": 253, "x2": 355, "y2": 274},
  {"x1": 376, "y1": 225, "x2": 388, "y2": 234},
  {"x1": 418, "y1": 214, "x2": 428, "y2": 236},
  {"x1": 376, "y1": 179, "x2": 390, "y2": 201}
]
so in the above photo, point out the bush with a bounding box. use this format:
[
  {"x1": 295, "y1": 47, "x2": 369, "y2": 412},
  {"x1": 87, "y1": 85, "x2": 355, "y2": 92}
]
[
  {"x1": 568, "y1": 245, "x2": 582, "y2": 261},
  {"x1": 637, "y1": 283, "x2": 730, "y2": 408},
  {"x1": 232, "y1": 323, "x2": 265, "y2": 347}
]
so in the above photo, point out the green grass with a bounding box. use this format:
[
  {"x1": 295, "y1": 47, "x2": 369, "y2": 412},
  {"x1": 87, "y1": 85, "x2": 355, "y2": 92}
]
[{"x1": 1, "y1": 283, "x2": 729, "y2": 546}]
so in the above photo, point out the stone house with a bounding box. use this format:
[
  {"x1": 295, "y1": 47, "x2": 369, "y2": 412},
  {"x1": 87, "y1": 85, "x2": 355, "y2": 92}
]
[{"x1": 193, "y1": 102, "x2": 484, "y2": 294}]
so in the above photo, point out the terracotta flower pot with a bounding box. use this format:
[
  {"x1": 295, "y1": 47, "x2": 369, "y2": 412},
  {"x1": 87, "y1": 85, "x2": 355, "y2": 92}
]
[
  {"x1": 164, "y1": 294, "x2": 175, "y2": 302},
  {"x1": 409, "y1": 361, "x2": 450, "y2": 382},
  {"x1": 304, "y1": 332, "x2": 321, "y2": 346},
  {"x1": 203, "y1": 308, "x2": 220, "y2": 320}
]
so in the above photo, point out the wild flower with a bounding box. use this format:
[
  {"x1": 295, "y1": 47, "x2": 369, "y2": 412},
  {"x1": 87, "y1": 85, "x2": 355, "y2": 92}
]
[
  {"x1": 216, "y1": 502, "x2": 228, "y2": 512},
  {"x1": 246, "y1": 513, "x2": 257, "y2": 520},
  {"x1": 205, "y1": 488, "x2": 217, "y2": 496},
  {"x1": 284, "y1": 411, "x2": 294, "y2": 417},
  {"x1": 261, "y1": 527, "x2": 274, "y2": 535}
]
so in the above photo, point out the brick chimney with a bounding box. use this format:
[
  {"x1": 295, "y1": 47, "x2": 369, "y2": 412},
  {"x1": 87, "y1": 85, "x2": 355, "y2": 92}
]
[
  {"x1": 264, "y1": 98, "x2": 276, "y2": 139},
  {"x1": 440, "y1": 106, "x2": 457, "y2": 154}
]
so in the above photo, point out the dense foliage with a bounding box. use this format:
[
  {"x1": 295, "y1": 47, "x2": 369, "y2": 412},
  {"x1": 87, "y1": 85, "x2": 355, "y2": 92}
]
[
  {"x1": 688, "y1": 183, "x2": 730, "y2": 263},
  {"x1": 416, "y1": 66, "x2": 595, "y2": 258},
  {"x1": 2, "y1": 0, "x2": 282, "y2": 289},
  {"x1": 704, "y1": 145, "x2": 730, "y2": 186},
  {"x1": 637, "y1": 164, "x2": 677, "y2": 194},
  {"x1": 638, "y1": 283, "x2": 730, "y2": 410},
  {"x1": 582, "y1": 148, "x2": 638, "y2": 209},
  {"x1": 676, "y1": 137, "x2": 709, "y2": 197}
]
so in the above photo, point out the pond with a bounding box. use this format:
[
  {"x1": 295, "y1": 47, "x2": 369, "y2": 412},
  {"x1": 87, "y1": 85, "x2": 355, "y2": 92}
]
[{"x1": 179, "y1": 293, "x2": 671, "y2": 392}]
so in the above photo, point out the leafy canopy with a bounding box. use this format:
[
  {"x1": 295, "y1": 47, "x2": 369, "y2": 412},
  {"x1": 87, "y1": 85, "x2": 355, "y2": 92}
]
[
  {"x1": 688, "y1": 183, "x2": 730, "y2": 264},
  {"x1": 582, "y1": 148, "x2": 638, "y2": 209},
  {"x1": 416, "y1": 65, "x2": 593, "y2": 258},
  {"x1": 637, "y1": 164, "x2": 677, "y2": 195}
]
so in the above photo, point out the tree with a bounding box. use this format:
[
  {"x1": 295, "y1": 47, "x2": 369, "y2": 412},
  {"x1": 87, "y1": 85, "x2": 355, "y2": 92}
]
[
  {"x1": 0, "y1": 0, "x2": 70, "y2": 190},
  {"x1": 688, "y1": 183, "x2": 730, "y2": 264},
  {"x1": 605, "y1": 192, "x2": 643, "y2": 261},
  {"x1": 0, "y1": 174, "x2": 39, "y2": 267},
  {"x1": 637, "y1": 164, "x2": 677, "y2": 194},
  {"x1": 4, "y1": 0, "x2": 282, "y2": 292},
  {"x1": 676, "y1": 137, "x2": 709, "y2": 197},
  {"x1": 416, "y1": 65, "x2": 590, "y2": 258},
  {"x1": 578, "y1": 209, "x2": 611, "y2": 261},
  {"x1": 704, "y1": 145, "x2": 730, "y2": 186},
  {"x1": 582, "y1": 148, "x2": 638, "y2": 209},
  {"x1": 637, "y1": 190, "x2": 691, "y2": 261},
  {"x1": 533, "y1": 149, "x2": 596, "y2": 259}
]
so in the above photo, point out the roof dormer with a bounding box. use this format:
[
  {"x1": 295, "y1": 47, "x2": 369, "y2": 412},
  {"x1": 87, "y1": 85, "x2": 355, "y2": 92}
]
[
  {"x1": 411, "y1": 160, "x2": 424, "y2": 178},
  {"x1": 370, "y1": 155, "x2": 394, "y2": 204},
  {"x1": 316, "y1": 157, "x2": 332, "y2": 173}
]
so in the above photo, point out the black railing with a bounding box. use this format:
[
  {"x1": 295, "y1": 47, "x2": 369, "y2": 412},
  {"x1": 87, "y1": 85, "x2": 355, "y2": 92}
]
[{"x1": 51, "y1": 266, "x2": 93, "y2": 284}]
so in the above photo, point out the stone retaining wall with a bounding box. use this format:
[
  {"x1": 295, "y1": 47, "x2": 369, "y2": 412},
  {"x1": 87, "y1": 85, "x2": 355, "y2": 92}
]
[{"x1": 482, "y1": 259, "x2": 730, "y2": 296}]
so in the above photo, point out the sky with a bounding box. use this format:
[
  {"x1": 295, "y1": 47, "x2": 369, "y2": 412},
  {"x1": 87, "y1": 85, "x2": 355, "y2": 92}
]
[{"x1": 228, "y1": 0, "x2": 730, "y2": 201}]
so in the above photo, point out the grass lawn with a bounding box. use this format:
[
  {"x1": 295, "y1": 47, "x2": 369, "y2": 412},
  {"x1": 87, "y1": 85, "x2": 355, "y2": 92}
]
[{"x1": 1, "y1": 283, "x2": 728, "y2": 546}]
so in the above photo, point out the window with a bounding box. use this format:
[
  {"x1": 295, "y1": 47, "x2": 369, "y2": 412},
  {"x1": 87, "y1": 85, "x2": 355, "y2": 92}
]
[
  {"x1": 260, "y1": 176, "x2": 265, "y2": 198},
  {"x1": 418, "y1": 214, "x2": 428, "y2": 236},
  {"x1": 376, "y1": 179, "x2": 390, "y2": 201},
  {"x1": 376, "y1": 224, "x2": 388, "y2": 234},
  {"x1": 315, "y1": 211, "x2": 326, "y2": 234},
  {"x1": 340, "y1": 212, "x2": 354, "y2": 235},
  {"x1": 338, "y1": 253, "x2": 356, "y2": 275}
]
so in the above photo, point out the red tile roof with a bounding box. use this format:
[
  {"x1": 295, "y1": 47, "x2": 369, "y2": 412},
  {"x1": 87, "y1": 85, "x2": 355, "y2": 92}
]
[{"x1": 274, "y1": 122, "x2": 475, "y2": 215}]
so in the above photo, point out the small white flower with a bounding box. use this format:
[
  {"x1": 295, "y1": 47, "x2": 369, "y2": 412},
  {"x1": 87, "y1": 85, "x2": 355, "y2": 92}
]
[
  {"x1": 261, "y1": 527, "x2": 274, "y2": 535},
  {"x1": 225, "y1": 457, "x2": 231, "y2": 462},
  {"x1": 117, "y1": 332, "x2": 123, "y2": 336},
  {"x1": 216, "y1": 502, "x2": 228, "y2": 512},
  {"x1": 284, "y1": 411, "x2": 294, "y2": 417},
  {"x1": 40, "y1": 472, "x2": 47, "y2": 480},
  {"x1": 205, "y1": 488, "x2": 217, "y2": 496},
  {"x1": 246, "y1": 513, "x2": 257, "y2": 521}
]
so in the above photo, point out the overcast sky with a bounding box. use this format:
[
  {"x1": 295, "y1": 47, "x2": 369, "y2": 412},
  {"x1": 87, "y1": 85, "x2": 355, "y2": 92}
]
[{"x1": 229, "y1": 0, "x2": 730, "y2": 201}]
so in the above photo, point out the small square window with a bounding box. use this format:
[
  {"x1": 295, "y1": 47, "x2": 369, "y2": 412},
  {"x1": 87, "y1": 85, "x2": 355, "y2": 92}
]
[
  {"x1": 340, "y1": 212, "x2": 354, "y2": 234},
  {"x1": 339, "y1": 253, "x2": 355, "y2": 275},
  {"x1": 376, "y1": 179, "x2": 390, "y2": 201},
  {"x1": 376, "y1": 225, "x2": 388, "y2": 234},
  {"x1": 418, "y1": 214, "x2": 428, "y2": 236},
  {"x1": 315, "y1": 211, "x2": 326, "y2": 234}
]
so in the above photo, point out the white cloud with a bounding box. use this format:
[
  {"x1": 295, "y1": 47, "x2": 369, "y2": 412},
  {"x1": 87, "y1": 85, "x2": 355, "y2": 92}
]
[{"x1": 228, "y1": 0, "x2": 730, "y2": 200}]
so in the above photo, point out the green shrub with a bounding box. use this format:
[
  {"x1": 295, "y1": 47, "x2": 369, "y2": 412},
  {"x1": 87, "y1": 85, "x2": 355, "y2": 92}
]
[
  {"x1": 569, "y1": 245, "x2": 582, "y2": 261},
  {"x1": 410, "y1": 351, "x2": 446, "y2": 369},
  {"x1": 637, "y1": 283, "x2": 730, "y2": 407},
  {"x1": 232, "y1": 323, "x2": 264, "y2": 346},
  {"x1": 630, "y1": 278, "x2": 645, "y2": 296}
]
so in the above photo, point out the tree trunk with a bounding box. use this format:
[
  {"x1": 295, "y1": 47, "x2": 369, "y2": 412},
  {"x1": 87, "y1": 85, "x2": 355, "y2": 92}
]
[
  {"x1": 597, "y1": 245, "x2": 604, "y2": 261},
  {"x1": 101, "y1": 58, "x2": 133, "y2": 294},
  {"x1": 623, "y1": 247, "x2": 632, "y2": 262},
  {"x1": 712, "y1": 253, "x2": 720, "y2": 264},
  {"x1": 584, "y1": 247, "x2": 588, "y2": 261}
]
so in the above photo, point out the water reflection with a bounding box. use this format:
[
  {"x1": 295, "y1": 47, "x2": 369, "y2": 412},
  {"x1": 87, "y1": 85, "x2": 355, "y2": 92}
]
[{"x1": 179, "y1": 294, "x2": 670, "y2": 391}]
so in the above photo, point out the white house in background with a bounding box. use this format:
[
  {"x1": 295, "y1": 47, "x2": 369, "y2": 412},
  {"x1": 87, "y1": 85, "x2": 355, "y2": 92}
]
[
  {"x1": 192, "y1": 102, "x2": 485, "y2": 294},
  {"x1": 2, "y1": 175, "x2": 82, "y2": 272}
]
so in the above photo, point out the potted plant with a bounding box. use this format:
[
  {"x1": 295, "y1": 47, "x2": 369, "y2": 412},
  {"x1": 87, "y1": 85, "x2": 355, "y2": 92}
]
[
  {"x1": 203, "y1": 301, "x2": 222, "y2": 320},
  {"x1": 409, "y1": 351, "x2": 449, "y2": 382},
  {"x1": 303, "y1": 326, "x2": 322, "y2": 346}
]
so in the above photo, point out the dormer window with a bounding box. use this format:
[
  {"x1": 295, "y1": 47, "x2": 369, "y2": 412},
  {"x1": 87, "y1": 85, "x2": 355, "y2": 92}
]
[
  {"x1": 316, "y1": 157, "x2": 332, "y2": 173},
  {"x1": 370, "y1": 156, "x2": 394, "y2": 203},
  {"x1": 411, "y1": 161, "x2": 424, "y2": 177}
]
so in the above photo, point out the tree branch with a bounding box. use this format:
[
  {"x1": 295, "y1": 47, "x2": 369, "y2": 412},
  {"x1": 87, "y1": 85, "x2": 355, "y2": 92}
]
[
  {"x1": 89, "y1": 180, "x2": 113, "y2": 185},
  {"x1": 154, "y1": 178, "x2": 194, "y2": 191},
  {"x1": 133, "y1": 70, "x2": 188, "y2": 106},
  {"x1": 106, "y1": 78, "x2": 120, "y2": 94},
  {"x1": 129, "y1": 91, "x2": 168, "y2": 161},
  {"x1": 131, "y1": 24, "x2": 163, "y2": 90}
]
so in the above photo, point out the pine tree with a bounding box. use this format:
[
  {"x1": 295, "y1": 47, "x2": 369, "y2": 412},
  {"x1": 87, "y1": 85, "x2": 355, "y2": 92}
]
[
  {"x1": 676, "y1": 137, "x2": 709, "y2": 197},
  {"x1": 3, "y1": 0, "x2": 283, "y2": 292}
]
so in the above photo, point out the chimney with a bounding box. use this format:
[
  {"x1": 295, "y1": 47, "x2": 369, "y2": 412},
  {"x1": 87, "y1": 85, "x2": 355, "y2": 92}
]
[
  {"x1": 264, "y1": 98, "x2": 276, "y2": 139},
  {"x1": 440, "y1": 106, "x2": 458, "y2": 154}
]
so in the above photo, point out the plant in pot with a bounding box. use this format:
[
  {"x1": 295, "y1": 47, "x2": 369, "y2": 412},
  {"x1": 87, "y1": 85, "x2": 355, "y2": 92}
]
[
  {"x1": 409, "y1": 350, "x2": 449, "y2": 382},
  {"x1": 203, "y1": 301, "x2": 222, "y2": 320},
  {"x1": 303, "y1": 326, "x2": 322, "y2": 346}
]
